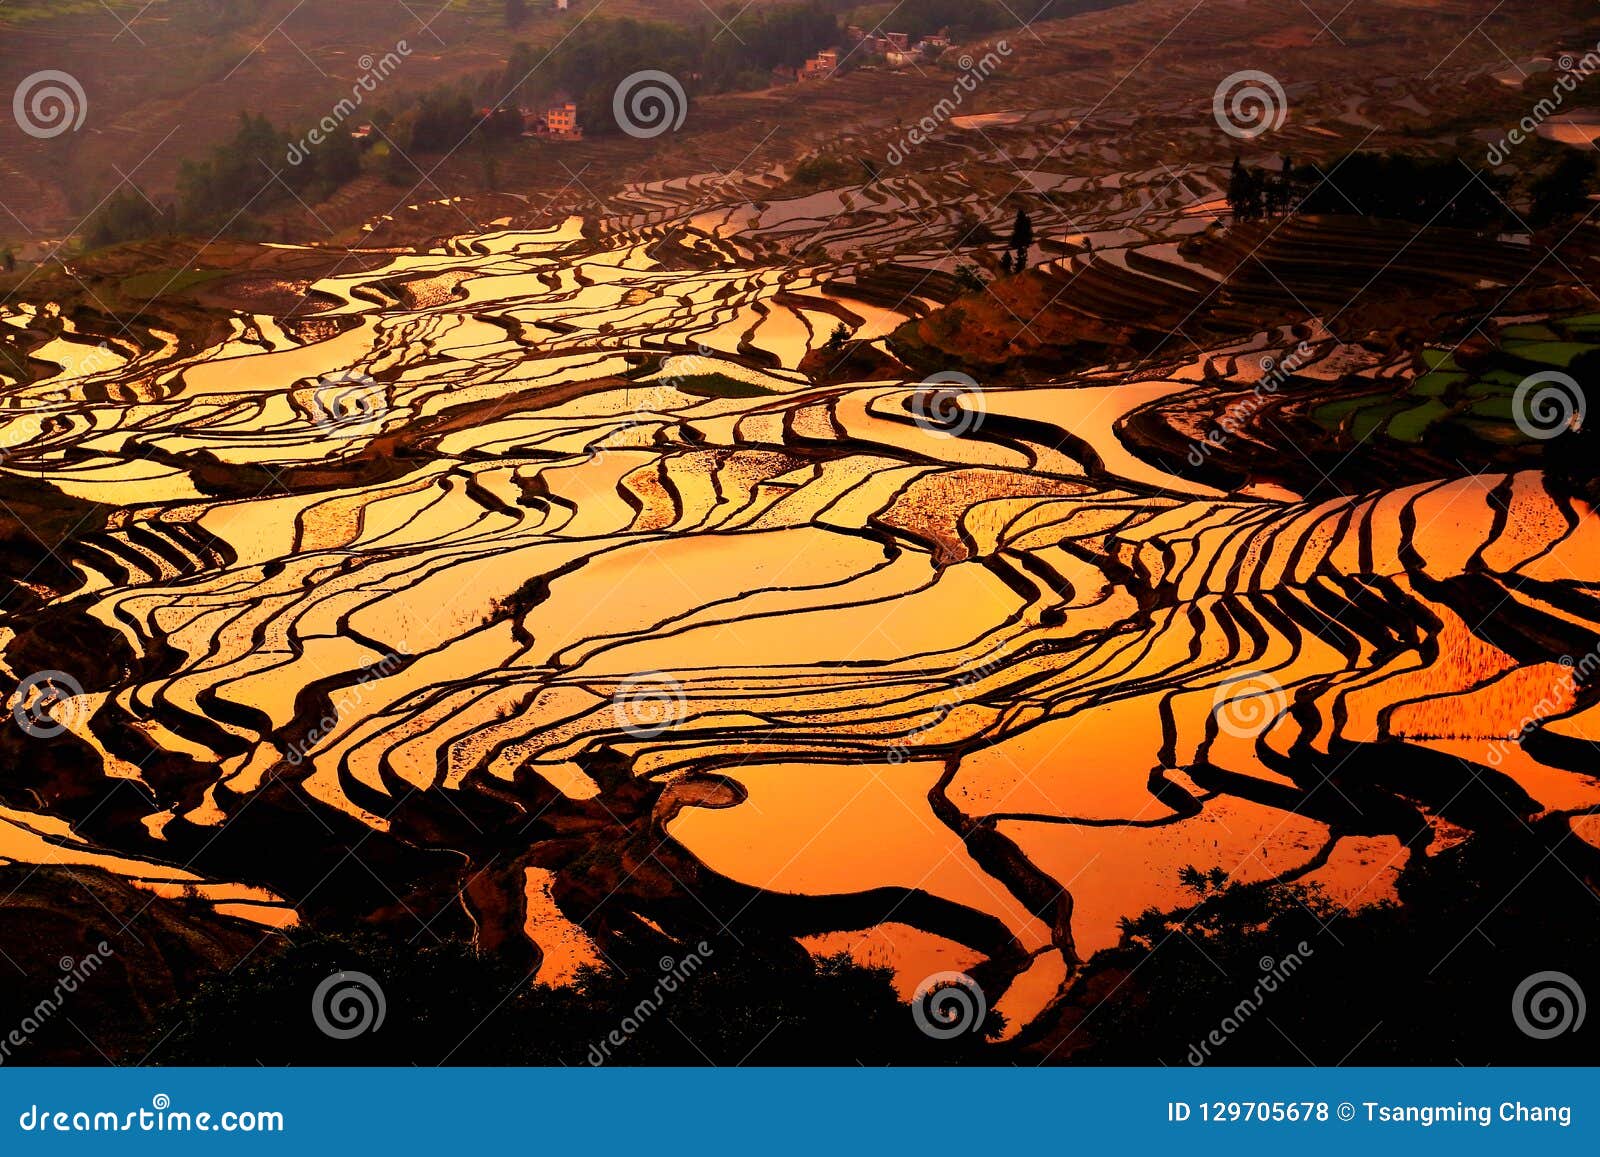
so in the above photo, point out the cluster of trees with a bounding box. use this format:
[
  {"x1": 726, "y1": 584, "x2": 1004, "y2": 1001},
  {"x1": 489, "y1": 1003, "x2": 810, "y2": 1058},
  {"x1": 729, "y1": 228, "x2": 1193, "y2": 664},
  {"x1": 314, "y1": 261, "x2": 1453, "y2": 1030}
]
[
  {"x1": 500, "y1": 3, "x2": 845, "y2": 134},
  {"x1": 887, "y1": 0, "x2": 1008, "y2": 40},
  {"x1": 1529, "y1": 151, "x2": 1597, "y2": 227},
  {"x1": 147, "y1": 930, "x2": 1004, "y2": 1065},
  {"x1": 86, "y1": 113, "x2": 362, "y2": 247},
  {"x1": 1228, "y1": 148, "x2": 1597, "y2": 233},
  {"x1": 1068, "y1": 809, "x2": 1600, "y2": 1065},
  {"x1": 76, "y1": 0, "x2": 1134, "y2": 248},
  {"x1": 1226, "y1": 155, "x2": 1300, "y2": 221},
  {"x1": 1295, "y1": 152, "x2": 1509, "y2": 229},
  {"x1": 496, "y1": 0, "x2": 1102, "y2": 133}
]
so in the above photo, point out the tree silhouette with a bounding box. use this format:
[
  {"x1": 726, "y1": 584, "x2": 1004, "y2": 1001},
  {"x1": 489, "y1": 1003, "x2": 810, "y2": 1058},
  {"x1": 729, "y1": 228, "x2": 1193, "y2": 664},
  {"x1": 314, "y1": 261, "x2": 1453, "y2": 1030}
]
[
  {"x1": 145, "y1": 930, "x2": 1004, "y2": 1065},
  {"x1": 1294, "y1": 152, "x2": 1507, "y2": 230},
  {"x1": 1227, "y1": 156, "x2": 1263, "y2": 221},
  {"x1": 955, "y1": 263, "x2": 986, "y2": 293},
  {"x1": 1529, "y1": 152, "x2": 1595, "y2": 228},
  {"x1": 1009, "y1": 208, "x2": 1033, "y2": 269}
]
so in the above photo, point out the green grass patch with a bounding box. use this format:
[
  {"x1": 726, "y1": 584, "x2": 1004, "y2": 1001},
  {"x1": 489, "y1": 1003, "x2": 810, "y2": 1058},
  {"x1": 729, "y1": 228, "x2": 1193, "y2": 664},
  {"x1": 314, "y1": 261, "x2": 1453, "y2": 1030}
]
[
  {"x1": 119, "y1": 268, "x2": 229, "y2": 300},
  {"x1": 1498, "y1": 323, "x2": 1562, "y2": 341},
  {"x1": 1311, "y1": 391, "x2": 1393, "y2": 429},
  {"x1": 1350, "y1": 402, "x2": 1407, "y2": 443},
  {"x1": 1467, "y1": 395, "x2": 1517, "y2": 421},
  {"x1": 672, "y1": 373, "x2": 775, "y2": 399},
  {"x1": 1315, "y1": 313, "x2": 1600, "y2": 453},
  {"x1": 1411, "y1": 371, "x2": 1466, "y2": 397},
  {"x1": 1386, "y1": 399, "x2": 1452, "y2": 443},
  {"x1": 1500, "y1": 339, "x2": 1600, "y2": 368},
  {"x1": 1417, "y1": 349, "x2": 1462, "y2": 372}
]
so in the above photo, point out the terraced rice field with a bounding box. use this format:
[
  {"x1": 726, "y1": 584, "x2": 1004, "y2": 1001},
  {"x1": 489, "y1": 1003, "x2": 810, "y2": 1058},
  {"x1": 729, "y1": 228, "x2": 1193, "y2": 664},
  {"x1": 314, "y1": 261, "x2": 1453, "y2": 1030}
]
[{"x1": 3, "y1": 128, "x2": 1600, "y2": 1044}]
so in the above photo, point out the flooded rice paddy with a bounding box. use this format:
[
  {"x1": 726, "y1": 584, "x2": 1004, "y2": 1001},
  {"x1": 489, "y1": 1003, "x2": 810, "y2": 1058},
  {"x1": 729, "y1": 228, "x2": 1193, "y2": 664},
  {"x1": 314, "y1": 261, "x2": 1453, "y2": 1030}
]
[{"x1": 2, "y1": 194, "x2": 1598, "y2": 1037}]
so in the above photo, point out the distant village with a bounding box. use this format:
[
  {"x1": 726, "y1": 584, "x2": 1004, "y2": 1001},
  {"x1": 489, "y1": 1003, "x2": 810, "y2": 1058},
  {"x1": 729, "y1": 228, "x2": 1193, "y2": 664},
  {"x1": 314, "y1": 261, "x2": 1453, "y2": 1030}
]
[
  {"x1": 344, "y1": 23, "x2": 956, "y2": 147},
  {"x1": 351, "y1": 98, "x2": 584, "y2": 147},
  {"x1": 792, "y1": 26, "x2": 953, "y2": 83}
]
